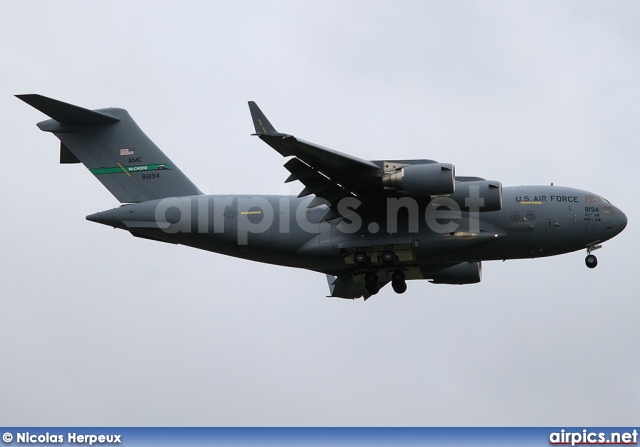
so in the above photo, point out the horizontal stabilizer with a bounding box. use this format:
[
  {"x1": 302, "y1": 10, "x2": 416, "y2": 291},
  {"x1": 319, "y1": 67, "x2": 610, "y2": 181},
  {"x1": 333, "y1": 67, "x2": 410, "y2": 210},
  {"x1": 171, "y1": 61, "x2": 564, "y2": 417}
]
[{"x1": 16, "y1": 94, "x2": 120, "y2": 125}]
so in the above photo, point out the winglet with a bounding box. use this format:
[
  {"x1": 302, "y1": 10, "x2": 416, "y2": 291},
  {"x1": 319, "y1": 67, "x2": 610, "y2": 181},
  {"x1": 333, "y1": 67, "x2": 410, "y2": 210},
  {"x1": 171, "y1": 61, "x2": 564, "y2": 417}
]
[
  {"x1": 16, "y1": 94, "x2": 120, "y2": 125},
  {"x1": 248, "y1": 101, "x2": 284, "y2": 136}
]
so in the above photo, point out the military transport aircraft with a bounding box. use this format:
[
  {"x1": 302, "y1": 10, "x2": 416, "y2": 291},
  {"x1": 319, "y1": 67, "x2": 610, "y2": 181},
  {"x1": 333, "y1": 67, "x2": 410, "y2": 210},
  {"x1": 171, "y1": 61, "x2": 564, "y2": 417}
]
[{"x1": 18, "y1": 94, "x2": 627, "y2": 299}]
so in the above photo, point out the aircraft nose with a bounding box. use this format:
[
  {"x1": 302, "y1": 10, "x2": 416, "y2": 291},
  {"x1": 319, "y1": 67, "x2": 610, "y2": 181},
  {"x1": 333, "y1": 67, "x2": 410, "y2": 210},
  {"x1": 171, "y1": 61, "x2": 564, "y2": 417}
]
[
  {"x1": 617, "y1": 207, "x2": 628, "y2": 233},
  {"x1": 606, "y1": 205, "x2": 627, "y2": 237}
]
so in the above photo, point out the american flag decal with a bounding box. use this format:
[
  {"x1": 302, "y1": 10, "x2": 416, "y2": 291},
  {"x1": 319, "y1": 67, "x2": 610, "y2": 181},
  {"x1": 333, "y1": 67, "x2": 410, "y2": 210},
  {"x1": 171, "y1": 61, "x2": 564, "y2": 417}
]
[{"x1": 120, "y1": 148, "x2": 134, "y2": 156}]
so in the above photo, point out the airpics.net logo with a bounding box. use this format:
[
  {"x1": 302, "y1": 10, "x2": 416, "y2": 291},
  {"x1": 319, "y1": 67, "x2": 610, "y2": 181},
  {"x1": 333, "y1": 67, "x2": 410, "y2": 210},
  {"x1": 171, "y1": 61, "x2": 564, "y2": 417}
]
[
  {"x1": 152, "y1": 191, "x2": 495, "y2": 244},
  {"x1": 549, "y1": 429, "x2": 638, "y2": 446},
  {"x1": 2, "y1": 432, "x2": 121, "y2": 445}
]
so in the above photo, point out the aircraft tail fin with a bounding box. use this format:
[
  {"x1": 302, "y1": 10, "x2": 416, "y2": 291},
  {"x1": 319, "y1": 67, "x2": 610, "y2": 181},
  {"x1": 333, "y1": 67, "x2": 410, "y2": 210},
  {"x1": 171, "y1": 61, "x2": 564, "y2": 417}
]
[{"x1": 18, "y1": 94, "x2": 202, "y2": 203}]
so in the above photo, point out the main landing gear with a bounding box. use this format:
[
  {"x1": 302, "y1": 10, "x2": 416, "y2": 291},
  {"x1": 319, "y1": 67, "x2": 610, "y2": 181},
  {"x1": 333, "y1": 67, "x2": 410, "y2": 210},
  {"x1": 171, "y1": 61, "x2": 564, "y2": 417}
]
[
  {"x1": 585, "y1": 244, "x2": 602, "y2": 269},
  {"x1": 364, "y1": 272, "x2": 379, "y2": 295},
  {"x1": 363, "y1": 270, "x2": 407, "y2": 296},
  {"x1": 381, "y1": 250, "x2": 399, "y2": 267},
  {"x1": 353, "y1": 250, "x2": 398, "y2": 268},
  {"x1": 355, "y1": 249, "x2": 407, "y2": 297},
  {"x1": 353, "y1": 252, "x2": 371, "y2": 269},
  {"x1": 391, "y1": 271, "x2": 407, "y2": 294}
]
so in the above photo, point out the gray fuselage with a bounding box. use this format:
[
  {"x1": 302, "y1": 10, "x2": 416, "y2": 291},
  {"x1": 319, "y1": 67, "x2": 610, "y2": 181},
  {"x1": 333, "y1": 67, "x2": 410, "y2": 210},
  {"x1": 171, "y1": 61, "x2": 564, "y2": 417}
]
[{"x1": 87, "y1": 185, "x2": 627, "y2": 276}]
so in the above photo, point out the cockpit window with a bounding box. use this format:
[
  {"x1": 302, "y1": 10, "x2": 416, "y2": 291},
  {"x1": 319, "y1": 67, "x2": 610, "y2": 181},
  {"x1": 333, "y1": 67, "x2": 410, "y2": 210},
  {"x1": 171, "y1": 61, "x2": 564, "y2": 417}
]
[{"x1": 585, "y1": 194, "x2": 604, "y2": 203}]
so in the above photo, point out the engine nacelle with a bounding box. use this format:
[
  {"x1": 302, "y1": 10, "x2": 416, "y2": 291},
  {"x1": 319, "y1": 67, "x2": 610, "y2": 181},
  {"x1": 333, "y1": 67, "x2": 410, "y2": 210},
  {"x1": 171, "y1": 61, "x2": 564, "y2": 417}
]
[
  {"x1": 430, "y1": 261, "x2": 482, "y2": 285},
  {"x1": 447, "y1": 180, "x2": 502, "y2": 212},
  {"x1": 382, "y1": 163, "x2": 455, "y2": 196}
]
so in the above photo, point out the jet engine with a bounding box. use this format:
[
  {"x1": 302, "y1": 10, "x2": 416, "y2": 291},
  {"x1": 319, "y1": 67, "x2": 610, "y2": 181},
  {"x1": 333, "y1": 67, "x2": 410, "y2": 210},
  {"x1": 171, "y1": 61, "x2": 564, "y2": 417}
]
[
  {"x1": 447, "y1": 180, "x2": 503, "y2": 212},
  {"x1": 382, "y1": 163, "x2": 455, "y2": 196},
  {"x1": 429, "y1": 261, "x2": 482, "y2": 284}
]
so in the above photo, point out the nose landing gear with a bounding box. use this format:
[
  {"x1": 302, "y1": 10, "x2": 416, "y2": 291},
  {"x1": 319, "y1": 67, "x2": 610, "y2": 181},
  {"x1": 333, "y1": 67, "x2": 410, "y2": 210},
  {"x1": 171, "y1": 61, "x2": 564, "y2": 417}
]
[{"x1": 585, "y1": 244, "x2": 602, "y2": 269}]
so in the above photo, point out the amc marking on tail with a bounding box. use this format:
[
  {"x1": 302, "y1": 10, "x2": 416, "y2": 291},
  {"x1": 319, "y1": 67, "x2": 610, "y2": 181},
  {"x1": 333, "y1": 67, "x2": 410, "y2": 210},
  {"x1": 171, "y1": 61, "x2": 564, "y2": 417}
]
[{"x1": 90, "y1": 164, "x2": 171, "y2": 175}]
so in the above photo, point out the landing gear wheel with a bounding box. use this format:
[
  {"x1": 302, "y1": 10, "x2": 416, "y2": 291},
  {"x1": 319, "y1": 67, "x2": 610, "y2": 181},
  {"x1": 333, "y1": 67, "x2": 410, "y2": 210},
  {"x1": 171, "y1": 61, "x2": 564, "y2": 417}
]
[
  {"x1": 364, "y1": 272, "x2": 379, "y2": 286},
  {"x1": 585, "y1": 254, "x2": 598, "y2": 269},
  {"x1": 364, "y1": 272, "x2": 379, "y2": 296},
  {"x1": 353, "y1": 252, "x2": 371, "y2": 269},
  {"x1": 381, "y1": 250, "x2": 398, "y2": 266},
  {"x1": 365, "y1": 282, "x2": 380, "y2": 295},
  {"x1": 392, "y1": 280, "x2": 407, "y2": 294},
  {"x1": 391, "y1": 271, "x2": 405, "y2": 283}
]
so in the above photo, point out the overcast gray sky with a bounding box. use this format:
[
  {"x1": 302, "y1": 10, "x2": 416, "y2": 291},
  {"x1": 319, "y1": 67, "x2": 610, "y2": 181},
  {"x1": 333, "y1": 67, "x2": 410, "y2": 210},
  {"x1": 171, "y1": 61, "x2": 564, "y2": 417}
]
[{"x1": 1, "y1": 1, "x2": 638, "y2": 426}]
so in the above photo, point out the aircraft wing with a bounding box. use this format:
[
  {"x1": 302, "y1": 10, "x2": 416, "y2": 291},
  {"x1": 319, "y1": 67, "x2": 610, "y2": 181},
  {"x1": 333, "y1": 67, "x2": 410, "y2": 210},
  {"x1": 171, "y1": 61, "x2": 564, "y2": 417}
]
[{"x1": 249, "y1": 102, "x2": 383, "y2": 209}]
